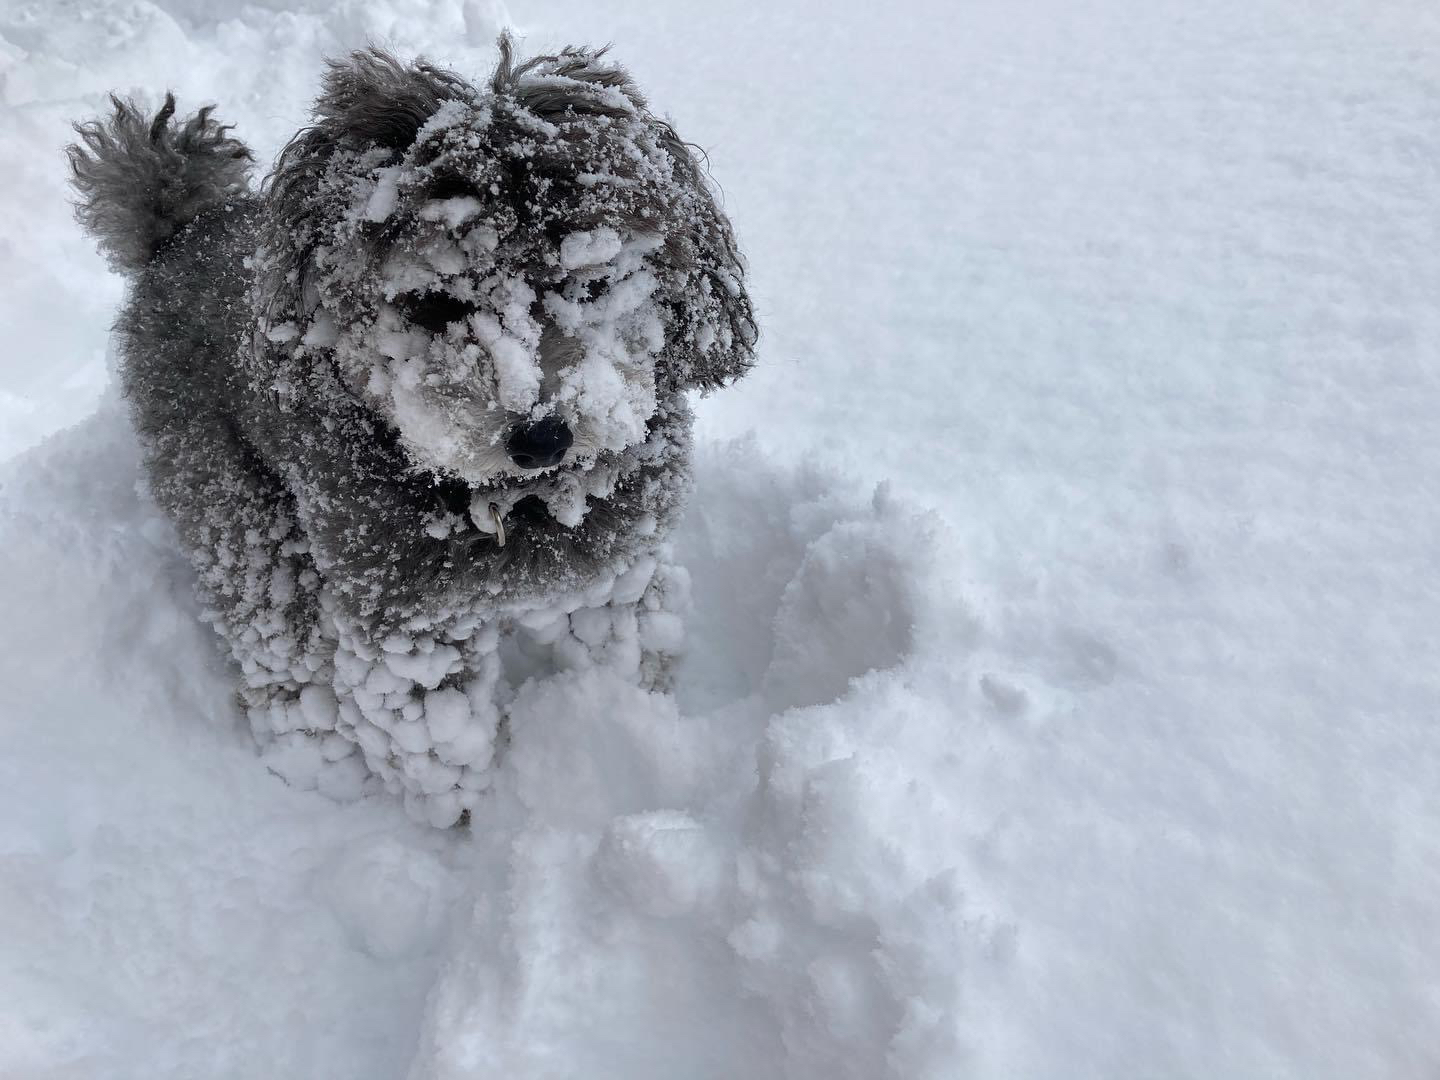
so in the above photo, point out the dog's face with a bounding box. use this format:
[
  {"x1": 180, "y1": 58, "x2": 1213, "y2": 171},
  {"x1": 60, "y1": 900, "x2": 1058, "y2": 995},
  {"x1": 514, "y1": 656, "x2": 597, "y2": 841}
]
[
  {"x1": 312, "y1": 112, "x2": 679, "y2": 487},
  {"x1": 264, "y1": 44, "x2": 754, "y2": 505}
]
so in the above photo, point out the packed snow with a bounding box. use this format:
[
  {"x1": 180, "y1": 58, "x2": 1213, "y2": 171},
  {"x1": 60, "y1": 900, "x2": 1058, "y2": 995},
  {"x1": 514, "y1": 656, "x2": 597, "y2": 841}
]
[{"x1": 4, "y1": 0, "x2": 1440, "y2": 1078}]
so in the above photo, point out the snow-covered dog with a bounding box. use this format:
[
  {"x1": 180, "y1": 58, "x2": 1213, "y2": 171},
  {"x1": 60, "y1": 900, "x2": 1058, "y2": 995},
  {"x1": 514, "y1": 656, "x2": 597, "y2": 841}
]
[{"x1": 67, "y1": 40, "x2": 755, "y2": 826}]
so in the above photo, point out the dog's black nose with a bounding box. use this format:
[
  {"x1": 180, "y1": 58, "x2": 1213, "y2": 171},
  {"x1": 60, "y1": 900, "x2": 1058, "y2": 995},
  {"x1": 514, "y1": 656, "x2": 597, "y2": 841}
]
[{"x1": 506, "y1": 416, "x2": 573, "y2": 470}]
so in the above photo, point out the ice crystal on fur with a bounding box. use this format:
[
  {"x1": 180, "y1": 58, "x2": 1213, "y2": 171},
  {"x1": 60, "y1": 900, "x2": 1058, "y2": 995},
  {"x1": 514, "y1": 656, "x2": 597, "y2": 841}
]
[
  {"x1": 66, "y1": 39, "x2": 754, "y2": 825},
  {"x1": 260, "y1": 41, "x2": 753, "y2": 487}
]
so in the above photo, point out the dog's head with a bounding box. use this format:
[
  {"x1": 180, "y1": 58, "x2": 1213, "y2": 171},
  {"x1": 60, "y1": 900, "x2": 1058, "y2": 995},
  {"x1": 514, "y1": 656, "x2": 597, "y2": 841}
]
[{"x1": 260, "y1": 40, "x2": 754, "y2": 510}]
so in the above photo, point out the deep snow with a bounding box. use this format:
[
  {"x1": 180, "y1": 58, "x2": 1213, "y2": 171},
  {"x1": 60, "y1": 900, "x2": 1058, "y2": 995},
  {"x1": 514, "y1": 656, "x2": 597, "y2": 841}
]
[{"x1": 4, "y1": 0, "x2": 1440, "y2": 1077}]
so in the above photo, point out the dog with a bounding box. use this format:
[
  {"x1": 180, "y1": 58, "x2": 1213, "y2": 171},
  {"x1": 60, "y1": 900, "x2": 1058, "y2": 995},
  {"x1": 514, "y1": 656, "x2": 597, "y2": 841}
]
[{"x1": 66, "y1": 38, "x2": 755, "y2": 826}]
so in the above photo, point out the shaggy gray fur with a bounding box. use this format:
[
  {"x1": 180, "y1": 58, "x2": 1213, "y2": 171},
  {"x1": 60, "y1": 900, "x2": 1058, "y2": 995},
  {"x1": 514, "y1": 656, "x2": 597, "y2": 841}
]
[
  {"x1": 68, "y1": 93, "x2": 252, "y2": 272},
  {"x1": 66, "y1": 39, "x2": 755, "y2": 822}
]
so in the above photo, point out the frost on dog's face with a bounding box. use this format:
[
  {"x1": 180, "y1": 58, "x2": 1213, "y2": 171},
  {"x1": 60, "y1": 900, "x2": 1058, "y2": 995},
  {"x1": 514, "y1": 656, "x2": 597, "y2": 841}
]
[
  {"x1": 316, "y1": 119, "x2": 670, "y2": 486},
  {"x1": 263, "y1": 45, "x2": 755, "y2": 498}
]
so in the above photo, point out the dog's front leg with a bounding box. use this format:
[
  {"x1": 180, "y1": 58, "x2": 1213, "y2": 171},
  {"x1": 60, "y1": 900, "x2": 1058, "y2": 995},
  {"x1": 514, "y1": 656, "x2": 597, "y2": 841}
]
[
  {"x1": 329, "y1": 613, "x2": 504, "y2": 827},
  {"x1": 520, "y1": 546, "x2": 690, "y2": 692}
]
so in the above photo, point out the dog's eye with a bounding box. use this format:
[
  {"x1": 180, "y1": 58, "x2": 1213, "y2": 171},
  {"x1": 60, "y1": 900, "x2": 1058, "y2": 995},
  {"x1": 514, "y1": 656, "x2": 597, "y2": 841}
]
[
  {"x1": 583, "y1": 279, "x2": 609, "y2": 303},
  {"x1": 396, "y1": 292, "x2": 476, "y2": 336},
  {"x1": 427, "y1": 176, "x2": 484, "y2": 202}
]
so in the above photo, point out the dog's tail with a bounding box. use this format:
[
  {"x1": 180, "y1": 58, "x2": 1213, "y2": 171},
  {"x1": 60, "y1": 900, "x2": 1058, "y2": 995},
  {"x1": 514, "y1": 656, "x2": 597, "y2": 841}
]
[{"x1": 66, "y1": 93, "x2": 253, "y2": 274}]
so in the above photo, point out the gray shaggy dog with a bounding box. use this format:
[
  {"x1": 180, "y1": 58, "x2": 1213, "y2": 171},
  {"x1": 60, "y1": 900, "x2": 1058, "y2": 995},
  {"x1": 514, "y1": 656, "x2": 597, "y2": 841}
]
[{"x1": 67, "y1": 39, "x2": 755, "y2": 826}]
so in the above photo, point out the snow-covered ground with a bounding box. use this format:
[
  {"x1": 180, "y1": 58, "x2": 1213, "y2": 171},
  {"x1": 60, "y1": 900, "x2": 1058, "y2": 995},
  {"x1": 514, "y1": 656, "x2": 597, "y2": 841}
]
[{"x1": 4, "y1": 0, "x2": 1440, "y2": 1076}]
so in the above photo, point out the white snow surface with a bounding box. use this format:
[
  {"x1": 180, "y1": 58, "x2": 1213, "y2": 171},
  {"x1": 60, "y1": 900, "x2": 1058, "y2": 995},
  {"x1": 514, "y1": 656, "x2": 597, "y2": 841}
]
[{"x1": 4, "y1": 0, "x2": 1440, "y2": 1077}]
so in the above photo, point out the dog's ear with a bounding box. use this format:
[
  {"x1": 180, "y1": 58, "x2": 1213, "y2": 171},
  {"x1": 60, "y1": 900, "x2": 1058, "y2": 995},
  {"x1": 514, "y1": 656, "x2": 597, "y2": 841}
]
[
  {"x1": 656, "y1": 129, "x2": 758, "y2": 392},
  {"x1": 262, "y1": 49, "x2": 474, "y2": 310},
  {"x1": 267, "y1": 46, "x2": 472, "y2": 207}
]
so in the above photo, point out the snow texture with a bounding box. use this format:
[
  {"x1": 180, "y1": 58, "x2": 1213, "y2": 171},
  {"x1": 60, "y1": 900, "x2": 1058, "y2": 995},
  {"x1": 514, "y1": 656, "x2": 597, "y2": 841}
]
[{"x1": 5, "y1": 0, "x2": 1440, "y2": 1078}]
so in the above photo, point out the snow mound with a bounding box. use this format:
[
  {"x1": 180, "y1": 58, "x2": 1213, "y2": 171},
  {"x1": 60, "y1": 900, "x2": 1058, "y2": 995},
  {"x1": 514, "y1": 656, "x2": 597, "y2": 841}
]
[
  {"x1": 0, "y1": 402, "x2": 458, "y2": 1078},
  {"x1": 407, "y1": 443, "x2": 1012, "y2": 1080},
  {"x1": 0, "y1": 404, "x2": 1004, "y2": 1078}
]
